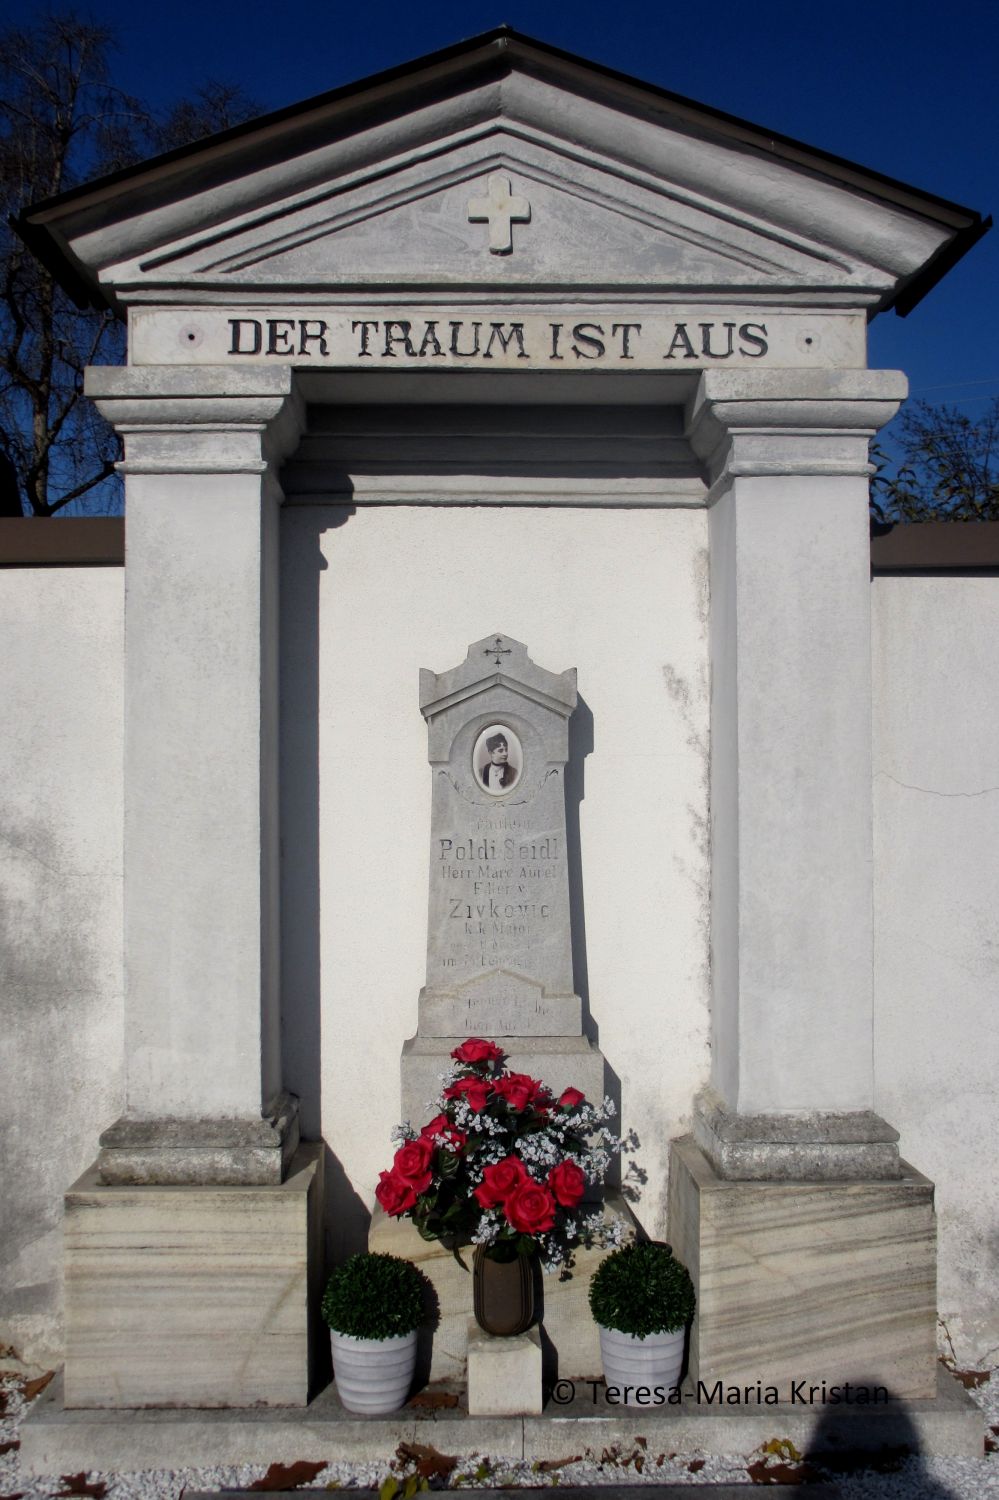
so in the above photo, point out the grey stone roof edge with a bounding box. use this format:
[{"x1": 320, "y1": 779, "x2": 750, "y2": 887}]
[{"x1": 17, "y1": 26, "x2": 989, "y2": 316}]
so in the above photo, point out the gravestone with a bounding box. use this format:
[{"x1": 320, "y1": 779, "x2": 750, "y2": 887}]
[
  {"x1": 420, "y1": 632, "x2": 579, "y2": 1036},
  {"x1": 401, "y1": 633, "x2": 605, "y2": 1126},
  {"x1": 376, "y1": 634, "x2": 616, "y2": 1382}
]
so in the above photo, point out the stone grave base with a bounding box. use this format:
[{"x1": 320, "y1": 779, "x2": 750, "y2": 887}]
[
  {"x1": 400, "y1": 1034, "x2": 607, "y2": 1134},
  {"x1": 667, "y1": 1135, "x2": 938, "y2": 1401},
  {"x1": 369, "y1": 1192, "x2": 635, "y2": 1383},
  {"x1": 62, "y1": 1144, "x2": 326, "y2": 1410},
  {"x1": 20, "y1": 1365, "x2": 983, "y2": 1473}
]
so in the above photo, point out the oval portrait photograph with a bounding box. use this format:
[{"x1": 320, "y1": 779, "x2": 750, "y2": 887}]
[{"x1": 473, "y1": 724, "x2": 522, "y2": 797}]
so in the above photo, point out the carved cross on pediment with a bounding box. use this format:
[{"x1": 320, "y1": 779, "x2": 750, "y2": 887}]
[
  {"x1": 467, "y1": 174, "x2": 531, "y2": 255},
  {"x1": 483, "y1": 635, "x2": 512, "y2": 666}
]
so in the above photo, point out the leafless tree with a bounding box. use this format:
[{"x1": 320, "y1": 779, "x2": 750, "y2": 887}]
[
  {"x1": 1, "y1": 14, "x2": 262, "y2": 515},
  {"x1": 872, "y1": 399, "x2": 999, "y2": 523}
]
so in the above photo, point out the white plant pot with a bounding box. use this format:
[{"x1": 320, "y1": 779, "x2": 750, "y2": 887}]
[
  {"x1": 598, "y1": 1324, "x2": 686, "y2": 1404},
  {"x1": 330, "y1": 1328, "x2": 418, "y2": 1414}
]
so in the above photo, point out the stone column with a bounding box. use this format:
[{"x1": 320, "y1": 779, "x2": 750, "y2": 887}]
[
  {"x1": 86, "y1": 366, "x2": 305, "y2": 1185},
  {"x1": 59, "y1": 368, "x2": 323, "y2": 1411},
  {"x1": 668, "y1": 369, "x2": 938, "y2": 1400}
]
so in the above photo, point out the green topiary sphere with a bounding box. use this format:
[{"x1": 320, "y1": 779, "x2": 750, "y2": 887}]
[
  {"x1": 321, "y1": 1252, "x2": 425, "y2": 1340},
  {"x1": 589, "y1": 1240, "x2": 695, "y2": 1338}
]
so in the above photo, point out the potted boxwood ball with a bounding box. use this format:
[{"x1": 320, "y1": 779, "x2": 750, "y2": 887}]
[
  {"x1": 589, "y1": 1241, "x2": 695, "y2": 1403},
  {"x1": 322, "y1": 1251, "x2": 425, "y2": 1413}
]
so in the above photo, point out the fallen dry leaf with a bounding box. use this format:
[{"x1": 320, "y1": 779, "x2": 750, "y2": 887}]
[
  {"x1": 248, "y1": 1460, "x2": 326, "y2": 1491},
  {"x1": 746, "y1": 1458, "x2": 821, "y2": 1485},
  {"x1": 407, "y1": 1391, "x2": 459, "y2": 1410},
  {"x1": 687, "y1": 1458, "x2": 705, "y2": 1473},
  {"x1": 58, "y1": 1473, "x2": 107, "y2": 1498},
  {"x1": 760, "y1": 1437, "x2": 802, "y2": 1462},
  {"x1": 22, "y1": 1374, "x2": 54, "y2": 1403},
  {"x1": 533, "y1": 1456, "x2": 581, "y2": 1472},
  {"x1": 747, "y1": 1458, "x2": 816, "y2": 1482},
  {"x1": 953, "y1": 1368, "x2": 990, "y2": 1389},
  {"x1": 0, "y1": 1441, "x2": 20, "y2": 1455},
  {"x1": 395, "y1": 1442, "x2": 458, "y2": 1481}
]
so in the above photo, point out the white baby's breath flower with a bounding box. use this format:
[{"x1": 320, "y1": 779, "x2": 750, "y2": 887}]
[{"x1": 471, "y1": 1213, "x2": 501, "y2": 1246}]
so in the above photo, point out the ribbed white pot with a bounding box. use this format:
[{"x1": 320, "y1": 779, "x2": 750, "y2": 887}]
[
  {"x1": 598, "y1": 1324, "x2": 685, "y2": 1403},
  {"x1": 330, "y1": 1329, "x2": 418, "y2": 1414}
]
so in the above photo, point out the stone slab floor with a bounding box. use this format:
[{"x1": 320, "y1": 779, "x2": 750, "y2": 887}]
[{"x1": 2, "y1": 1366, "x2": 997, "y2": 1500}]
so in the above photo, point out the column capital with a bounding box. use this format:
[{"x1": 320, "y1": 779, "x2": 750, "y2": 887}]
[
  {"x1": 686, "y1": 367, "x2": 908, "y2": 492},
  {"x1": 84, "y1": 364, "x2": 305, "y2": 479}
]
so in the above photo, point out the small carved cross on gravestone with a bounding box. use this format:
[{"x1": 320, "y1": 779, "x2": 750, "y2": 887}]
[{"x1": 467, "y1": 174, "x2": 531, "y2": 255}]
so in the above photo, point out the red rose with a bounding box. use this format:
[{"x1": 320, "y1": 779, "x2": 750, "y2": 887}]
[
  {"x1": 393, "y1": 1138, "x2": 434, "y2": 1190},
  {"x1": 558, "y1": 1087, "x2": 586, "y2": 1109},
  {"x1": 548, "y1": 1159, "x2": 586, "y2": 1208},
  {"x1": 495, "y1": 1072, "x2": 547, "y2": 1111},
  {"x1": 451, "y1": 1038, "x2": 504, "y2": 1065},
  {"x1": 503, "y1": 1179, "x2": 557, "y2": 1234},
  {"x1": 375, "y1": 1167, "x2": 419, "y2": 1216},
  {"x1": 444, "y1": 1076, "x2": 491, "y2": 1112},
  {"x1": 420, "y1": 1114, "x2": 467, "y2": 1150},
  {"x1": 473, "y1": 1154, "x2": 529, "y2": 1209}
]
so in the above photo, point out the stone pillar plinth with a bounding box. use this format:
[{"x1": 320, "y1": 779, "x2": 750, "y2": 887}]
[
  {"x1": 62, "y1": 366, "x2": 322, "y2": 1411},
  {"x1": 85, "y1": 366, "x2": 305, "y2": 1185},
  {"x1": 672, "y1": 368, "x2": 937, "y2": 1397}
]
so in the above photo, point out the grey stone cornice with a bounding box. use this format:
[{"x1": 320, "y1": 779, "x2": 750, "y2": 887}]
[
  {"x1": 686, "y1": 367, "x2": 908, "y2": 491},
  {"x1": 84, "y1": 365, "x2": 305, "y2": 476}
]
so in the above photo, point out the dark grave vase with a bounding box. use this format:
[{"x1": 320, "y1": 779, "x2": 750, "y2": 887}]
[{"x1": 472, "y1": 1245, "x2": 536, "y2": 1336}]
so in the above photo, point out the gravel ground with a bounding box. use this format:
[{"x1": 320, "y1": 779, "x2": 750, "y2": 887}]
[{"x1": 2, "y1": 1370, "x2": 997, "y2": 1500}]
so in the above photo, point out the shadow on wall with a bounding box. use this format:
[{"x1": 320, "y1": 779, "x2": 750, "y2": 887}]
[
  {"x1": 564, "y1": 692, "x2": 594, "y2": 1047},
  {"x1": 278, "y1": 505, "x2": 640, "y2": 1253},
  {"x1": 279, "y1": 504, "x2": 371, "y2": 1267}
]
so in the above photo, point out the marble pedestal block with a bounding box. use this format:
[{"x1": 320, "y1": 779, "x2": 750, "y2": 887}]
[
  {"x1": 369, "y1": 1193, "x2": 634, "y2": 1382},
  {"x1": 64, "y1": 1144, "x2": 325, "y2": 1409},
  {"x1": 401, "y1": 1035, "x2": 606, "y2": 1130},
  {"x1": 667, "y1": 1136, "x2": 937, "y2": 1401},
  {"x1": 466, "y1": 1321, "x2": 543, "y2": 1415}
]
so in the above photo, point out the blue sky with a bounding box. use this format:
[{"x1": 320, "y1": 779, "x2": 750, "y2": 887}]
[{"x1": 8, "y1": 0, "x2": 999, "y2": 432}]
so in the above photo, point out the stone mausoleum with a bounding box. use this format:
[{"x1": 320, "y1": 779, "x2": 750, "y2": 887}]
[{"x1": 5, "y1": 27, "x2": 996, "y2": 1466}]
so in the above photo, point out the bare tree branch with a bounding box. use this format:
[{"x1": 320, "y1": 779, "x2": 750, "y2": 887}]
[
  {"x1": 1, "y1": 12, "x2": 263, "y2": 516},
  {"x1": 871, "y1": 399, "x2": 999, "y2": 523}
]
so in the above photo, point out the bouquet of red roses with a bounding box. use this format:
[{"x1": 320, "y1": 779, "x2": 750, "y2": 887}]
[{"x1": 376, "y1": 1038, "x2": 626, "y2": 1272}]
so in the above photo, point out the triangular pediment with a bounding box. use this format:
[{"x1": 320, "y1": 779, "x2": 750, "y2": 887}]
[
  {"x1": 123, "y1": 126, "x2": 858, "y2": 292},
  {"x1": 21, "y1": 29, "x2": 985, "y2": 315}
]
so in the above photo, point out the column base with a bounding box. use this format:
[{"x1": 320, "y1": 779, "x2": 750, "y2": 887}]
[
  {"x1": 693, "y1": 1088, "x2": 901, "y2": 1181},
  {"x1": 64, "y1": 1142, "x2": 325, "y2": 1409},
  {"x1": 667, "y1": 1135, "x2": 937, "y2": 1400},
  {"x1": 97, "y1": 1092, "x2": 300, "y2": 1185}
]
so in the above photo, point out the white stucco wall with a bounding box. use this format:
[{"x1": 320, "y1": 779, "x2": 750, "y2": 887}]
[
  {"x1": 0, "y1": 565, "x2": 124, "y2": 1369},
  {"x1": 280, "y1": 502, "x2": 712, "y2": 1255},
  {"x1": 4, "y1": 548, "x2": 996, "y2": 1371},
  {"x1": 873, "y1": 573, "x2": 999, "y2": 1369}
]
